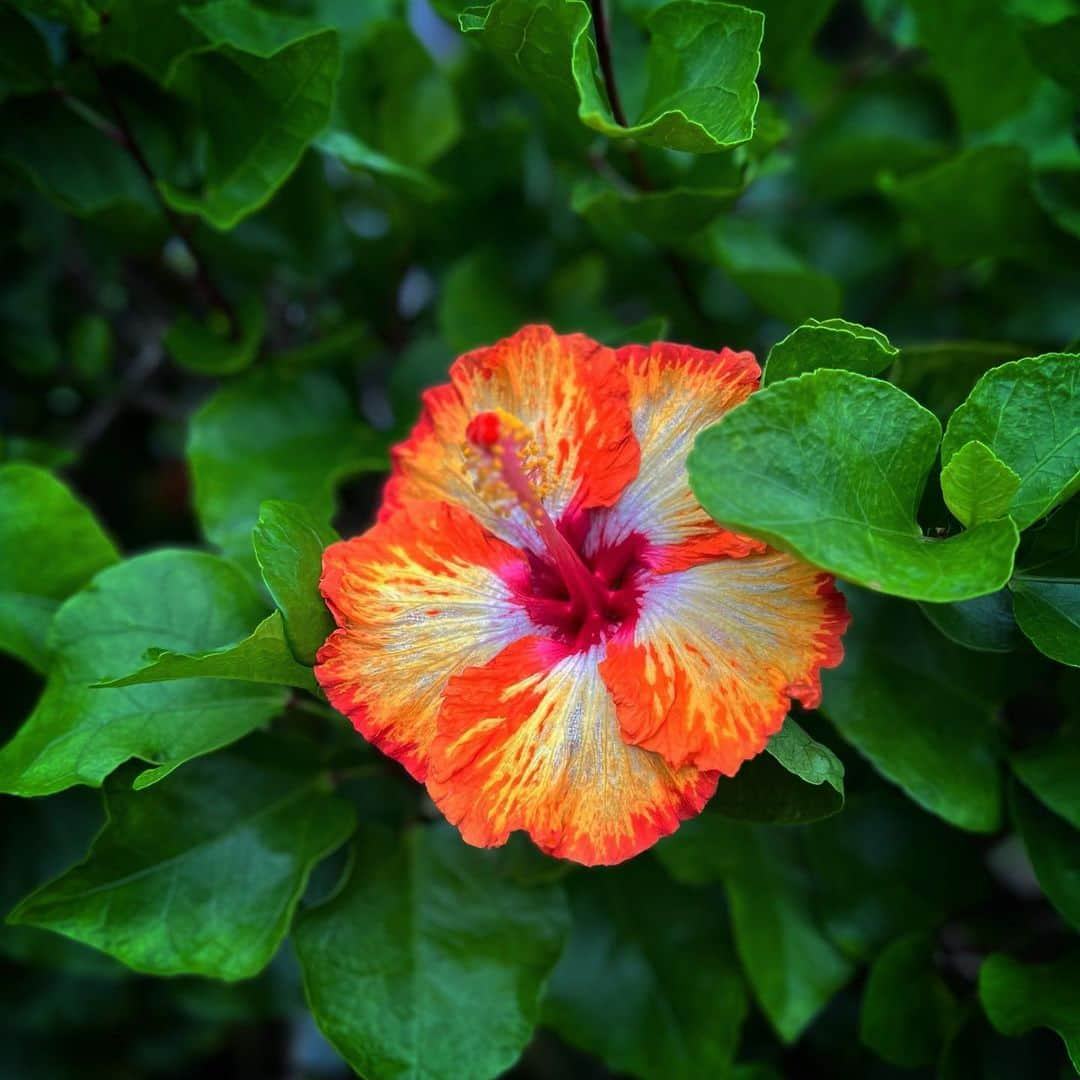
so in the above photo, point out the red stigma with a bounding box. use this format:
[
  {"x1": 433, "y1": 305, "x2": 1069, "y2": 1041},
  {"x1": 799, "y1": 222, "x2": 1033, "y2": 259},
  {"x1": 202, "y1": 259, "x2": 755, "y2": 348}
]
[{"x1": 466, "y1": 411, "x2": 502, "y2": 448}]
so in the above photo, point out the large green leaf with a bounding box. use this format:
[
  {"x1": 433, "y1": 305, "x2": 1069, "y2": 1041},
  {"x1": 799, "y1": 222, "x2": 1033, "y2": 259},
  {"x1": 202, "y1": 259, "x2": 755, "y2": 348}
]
[
  {"x1": 762, "y1": 317, "x2": 897, "y2": 386},
  {"x1": 461, "y1": 0, "x2": 763, "y2": 153},
  {"x1": 544, "y1": 855, "x2": 748, "y2": 1080},
  {"x1": 8, "y1": 745, "x2": 354, "y2": 980},
  {"x1": 99, "y1": 611, "x2": 319, "y2": 694},
  {"x1": 294, "y1": 824, "x2": 569, "y2": 1080},
  {"x1": 940, "y1": 441, "x2": 1021, "y2": 529},
  {"x1": 942, "y1": 354, "x2": 1080, "y2": 531},
  {"x1": 157, "y1": 2, "x2": 341, "y2": 229},
  {"x1": 859, "y1": 933, "x2": 959, "y2": 1068},
  {"x1": 187, "y1": 370, "x2": 385, "y2": 569},
  {"x1": 252, "y1": 500, "x2": 338, "y2": 666},
  {"x1": 979, "y1": 953, "x2": 1080, "y2": 1071},
  {"x1": 0, "y1": 550, "x2": 285, "y2": 796},
  {"x1": 659, "y1": 819, "x2": 854, "y2": 1042},
  {"x1": 820, "y1": 588, "x2": 1004, "y2": 832},
  {"x1": 0, "y1": 466, "x2": 119, "y2": 673},
  {"x1": 1011, "y1": 780, "x2": 1080, "y2": 932},
  {"x1": 688, "y1": 369, "x2": 1020, "y2": 602}
]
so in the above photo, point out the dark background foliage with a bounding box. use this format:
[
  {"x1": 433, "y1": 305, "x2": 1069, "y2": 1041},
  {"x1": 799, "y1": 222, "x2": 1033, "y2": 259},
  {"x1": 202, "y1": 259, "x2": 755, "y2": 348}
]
[{"x1": 1, "y1": 0, "x2": 1079, "y2": 1077}]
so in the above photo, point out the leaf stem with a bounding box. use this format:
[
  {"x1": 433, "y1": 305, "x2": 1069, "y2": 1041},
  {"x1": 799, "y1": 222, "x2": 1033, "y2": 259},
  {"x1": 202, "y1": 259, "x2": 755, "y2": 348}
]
[
  {"x1": 88, "y1": 65, "x2": 241, "y2": 341},
  {"x1": 586, "y1": 0, "x2": 706, "y2": 322}
]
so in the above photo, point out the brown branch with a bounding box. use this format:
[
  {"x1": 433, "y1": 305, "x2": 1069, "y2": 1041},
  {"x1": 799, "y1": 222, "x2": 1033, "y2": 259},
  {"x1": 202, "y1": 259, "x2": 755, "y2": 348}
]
[
  {"x1": 89, "y1": 65, "x2": 240, "y2": 340},
  {"x1": 587, "y1": 0, "x2": 706, "y2": 322}
]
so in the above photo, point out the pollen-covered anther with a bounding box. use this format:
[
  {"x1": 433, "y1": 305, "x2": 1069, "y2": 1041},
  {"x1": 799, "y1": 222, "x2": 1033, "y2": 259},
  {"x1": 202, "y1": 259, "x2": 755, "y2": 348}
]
[{"x1": 464, "y1": 409, "x2": 552, "y2": 524}]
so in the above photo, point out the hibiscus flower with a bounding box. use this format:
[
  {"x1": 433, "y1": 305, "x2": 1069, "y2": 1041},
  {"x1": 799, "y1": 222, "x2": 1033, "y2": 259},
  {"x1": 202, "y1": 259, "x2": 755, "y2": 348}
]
[{"x1": 316, "y1": 325, "x2": 849, "y2": 865}]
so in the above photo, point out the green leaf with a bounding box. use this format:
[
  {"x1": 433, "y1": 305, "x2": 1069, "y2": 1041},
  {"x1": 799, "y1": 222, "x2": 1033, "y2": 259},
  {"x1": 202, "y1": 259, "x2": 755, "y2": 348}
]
[
  {"x1": 688, "y1": 369, "x2": 1020, "y2": 602},
  {"x1": 1010, "y1": 576, "x2": 1080, "y2": 667},
  {"x1": 163, "y1": 296, "x2": 265, "y2": 375},
  {"x1": 0, "y1": 550, "x2": 286, "y2": 797},
  {"x1": 940, "y1": 440, "x2": 1021, "y2": 529},
  {"x1": 544, "y1": 855, "x2": 748, "y2": 1080},
  {"x1": 158, "y1": 3, "x2": 341, "y2": 229},
  {"x1": 1013, "y1": 729, "x2": 1080, "y2": 830},
  {"x1": 805, "y1": 789, "x2": 990, "y2": 961},
  {"x1": 187, "y1": 370, "x2": 385, "y2": 569},
  {"x1": 820, "y1": 588, "x2": 1004, "y2": 832},
  {"x1": 0, "y1": 465, "x2": 119, "y2": 673},
  {"x1": 8, "y1": 744, "x2": 355, "y2": 980},
  {"x1": 919, "y1": 589, "x2": 1023, "y2": 653},
  {"x1": 883, "y1": 146, "x2": 1060, "y2": 265},
  {"x1": 294, "y1": 824, "x2": 570, "y2": 1080},
  {"x1": 98, "y1": 611, "x2": 318, "y2": 695},
  {"x1": 659, "y1": 819, "x2": 854, "y2": 1042},
  {"x1": 462, "y1": 0, "x2": 763, "y2": 153},
  {"x1": 942, "y1": 353, "x2": 1080, "y2": 530},
  {"x1": 1011, "y1": 780, "x2": 1080, "y2": 933},
  {"x1": 1022, "y1": 14, "x2": 1080, "y2": 96},
  {"x1": 859, "y1": 933, "x2": 959, "y2": 1067},
  {"x1": 907, "y1": 0, "x2": 1042, "y2": 135},
  {"x1": 698, "y1": 218, "x2": 842, "y2": 323},
  {"x1": 979, "y1": 953, "x2": 1080, "y2": 1071},
  {"x1": 766, "y1": 717, "x2": 846, "y2": 792},
  {"x1": 252, "y1": 500, "x2": 338, "y2": 666},
  {"x1": 762, "y1": 317, "x2": 898, "y2": 386}
]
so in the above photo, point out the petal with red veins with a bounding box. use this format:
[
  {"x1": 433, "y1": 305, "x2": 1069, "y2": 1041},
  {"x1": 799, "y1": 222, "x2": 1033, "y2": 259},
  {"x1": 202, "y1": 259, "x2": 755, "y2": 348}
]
[
  {"x1": 599, "y1": 552, "x2": 849, "y2": 774},
  {"x1": 427, "y1": 637, "x2": 718, "y2": 866},
  {"x1": 587, "y1": 342, "x2": 764, "y2": 573},
  {"x1": 315, "y1": 501, "x2": 534, "y2": 781},
  {"x1": 383, "y1": 325, "x2": 640, "y2": 550}
]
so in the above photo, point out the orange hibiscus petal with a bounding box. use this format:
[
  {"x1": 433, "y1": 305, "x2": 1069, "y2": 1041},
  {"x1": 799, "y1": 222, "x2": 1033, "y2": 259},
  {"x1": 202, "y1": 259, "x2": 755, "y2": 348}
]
[
  {"x1": 599, "y1": 552, "x2": 849, "y2": 774},
  {"x1": 383, "y1": 325, "x2": 640, "y2": 550},
  {"x1": 427, "y1": 637, "x2": 718, "y2": 866},
  {"x1": 587, "y1": 341, "x2": 765, "y2": 573},
  {"x1": 315, "y1": 500, "x2": 534, "y2": 781}
]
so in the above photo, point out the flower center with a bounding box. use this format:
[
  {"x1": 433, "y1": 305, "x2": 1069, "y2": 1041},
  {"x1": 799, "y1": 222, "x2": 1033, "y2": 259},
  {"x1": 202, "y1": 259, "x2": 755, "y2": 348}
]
[{"x1": 465, "y1": 409, "x2": 645, "y2": 647}]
